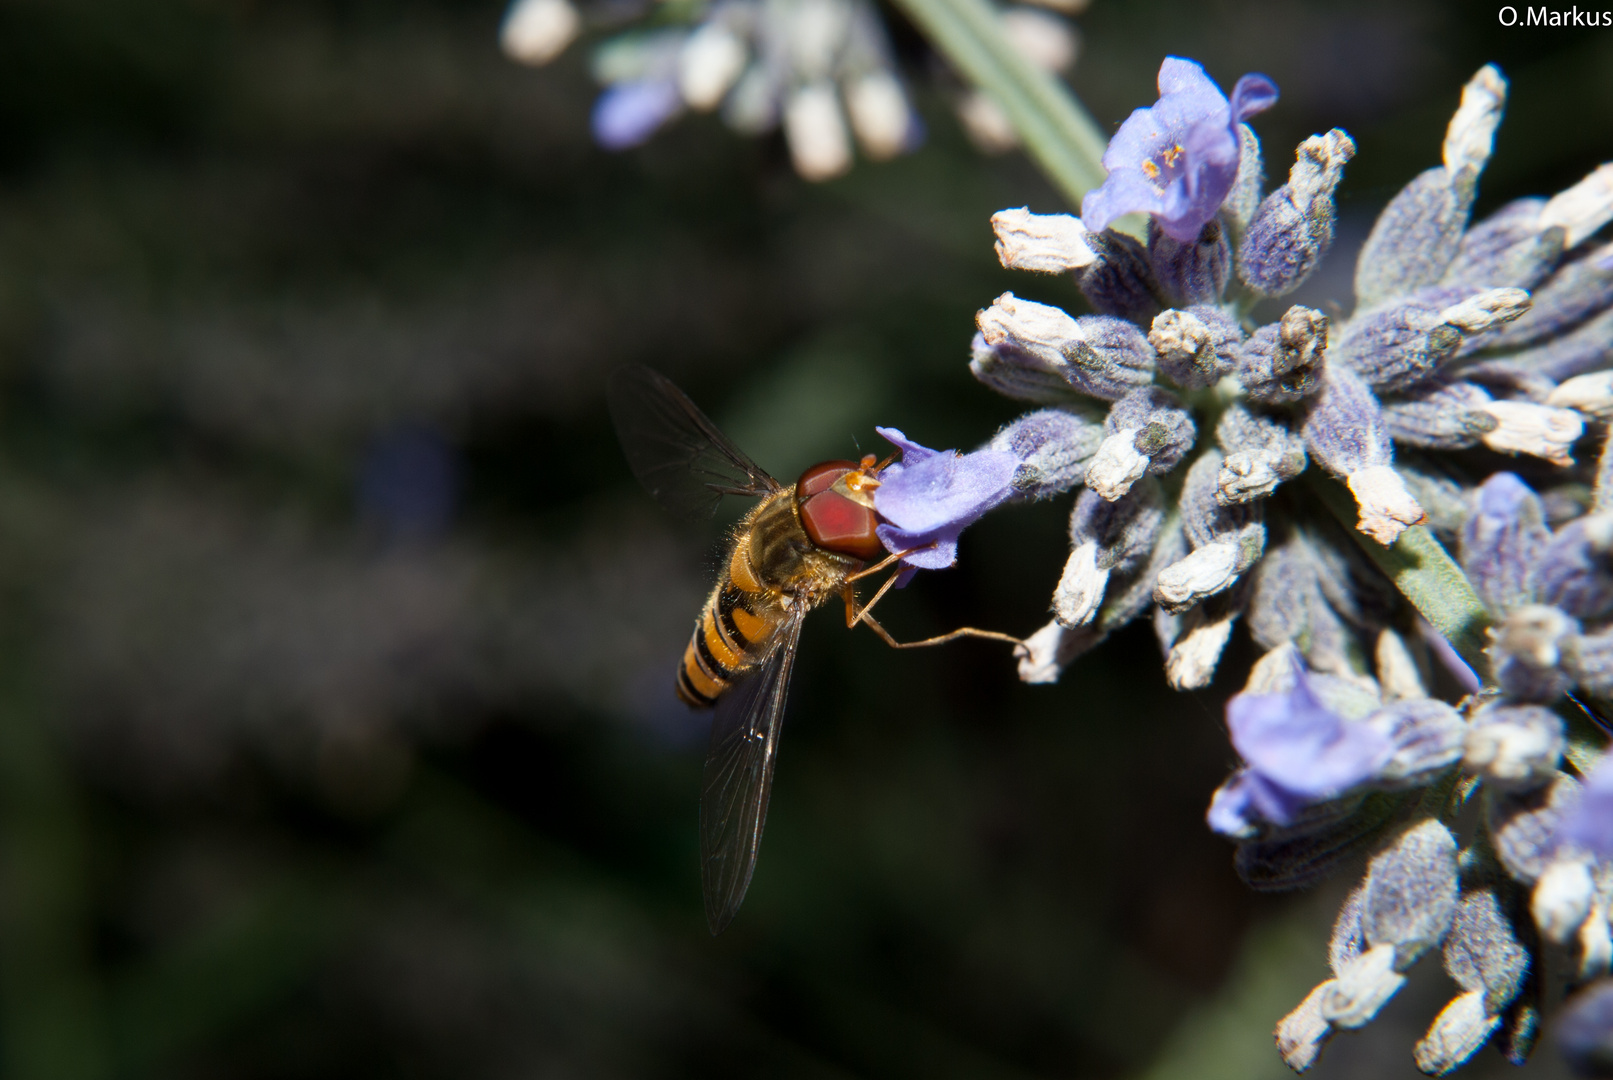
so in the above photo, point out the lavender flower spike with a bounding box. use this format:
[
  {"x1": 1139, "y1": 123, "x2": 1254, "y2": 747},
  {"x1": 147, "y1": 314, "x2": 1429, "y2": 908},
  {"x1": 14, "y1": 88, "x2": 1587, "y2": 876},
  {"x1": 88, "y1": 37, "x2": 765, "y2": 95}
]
[
  {"x1": 1081, "y1": 58, "x2": 1277, "y2": 243},
  {"x1": 871, "y1": 428, "x2": 1018, "y2": 576},
  {"x1": 1208, "y1": 661, "x2": 1394, "y2": 835}
]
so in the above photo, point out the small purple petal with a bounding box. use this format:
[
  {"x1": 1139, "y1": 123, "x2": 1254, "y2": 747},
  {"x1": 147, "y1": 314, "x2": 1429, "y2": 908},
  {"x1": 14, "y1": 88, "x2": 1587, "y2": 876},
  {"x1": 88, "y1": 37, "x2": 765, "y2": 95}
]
[
  {"x1": 1416, "y1": 618, "x2": 1483, "y2": 694},
  {"x1": 592, "y1": 79, "x2": 681, "y2": 150},
  {"x1": 871, "y1": 430, "x2": 1018, "y2": 573},
  {"x1": 1228, "y1": 73, "x2": 1279, "y2": 122},
  {"x1": 1082, "y1": 57, "x2": 1279, "y2": 244},
  {"x1": 1219, "y1": 663, "x2": 1393, "y2": 826}
]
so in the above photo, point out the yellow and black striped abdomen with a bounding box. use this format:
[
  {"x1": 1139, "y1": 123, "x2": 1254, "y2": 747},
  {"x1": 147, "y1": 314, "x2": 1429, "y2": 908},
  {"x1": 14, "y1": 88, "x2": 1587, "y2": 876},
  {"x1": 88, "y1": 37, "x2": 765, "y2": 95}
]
[{"x1": 676, "y1": 578, "x2": 784, "y2": 707}]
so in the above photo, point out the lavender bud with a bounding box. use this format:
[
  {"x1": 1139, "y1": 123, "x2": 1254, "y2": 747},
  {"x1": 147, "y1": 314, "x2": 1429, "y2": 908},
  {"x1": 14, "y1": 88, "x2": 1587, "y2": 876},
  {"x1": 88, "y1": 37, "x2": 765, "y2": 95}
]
[
  {"x1": 1077, "y1": 229, "x2": 1161, "y2": 324},
  {"x1": 1276, "y1": 983, "x2": 1334, "y2": 1072},
  {"x1": 1215, "y1": 403, "x2": 1306, "y2": 504},
  {"x1": 1539, "y1": 161, "x2": 1613, "y2": 250},
  {"x1": 1238, "y1": 304, "x2": 1329, "y2": 405},
  {"x1": 1320, "y1": 942, "x2": 1406, "y2": 1030},
  {"x1": 1336, "y1": 288, "x2": 1529, "y2": 393},
  {"x1": 1239, "y1": 129, "x2": 1355, "y2": 298},
  {"x1": 1445, "y1": 887, "x2": 1531, "y2": 1010},
  {"x1": 1443, "y1": 65, "x2": 1508, "y2": 178},
  {"x1": 1352, "y1": 67, "x2": 1502, "y2": 308},
  {"x1": 1085, "y1": 388, "x2": 1196, "y2": 500},
  {"x1": 1355, "y1": 170, "x2": 1475, "y2": 312},
  {"x1": 1441, "y1": 198, "x2": 1565, "y2": 291},
  {"x1": 1148, "y1": 218, "x2": 1230, "y2": 308},
  {"x1": 1359, "y1": 818, "x2": 1461, "y2": 966},
  {"x1": 1548, "y1": 371, "x2": 1613, "y2": 421},
  {"x1": 1415, "y1": 992, "x2": 1500, "y2": 1076},
  {"x1": 1537, "y1": 512, "x2": 1613, "y2": 619},
  {"x1": 1465, "y1": 704, "x2": 1565, "y2": 789},
  {"x1": 1489, "y1": 772, "x2": 1581, "y2": 883},
  {"x1": 969, "y1": 332, "x2": 1079, "y2": 404},
  {"x1": 986, "y1": 407, "x2": 1105, "y2": 499},
  {"x1": 1248, "y1": 539, "x2": 1352, "y2": 676},
  {"x1": 1488, "y1": 604, "x2": 1578, "y2": 702},
  {"x1": 976, "y1": 295, "x2": 1156, "y2": 401},
  {"x1": 1478, "y1": 400, "x2": 1584, "y2": 466},
  {"x1": 1054, "y1": 482, "x2": 1165, "y2": 626},
  {"x1": 1565, "y1": 629, "x2": 1613, "y2": 695},
  {"x1": 1382, "y1": 380, "x2": 1497, "y2": 450},
  {"x1": 1557, "y1": 979, "x2": 1613, "y2": 1077},
  {"x1": 1484, "y1": 239, "x2": 1613, "y2": 351},
  {"x1": 1533, "y1": 857, "x2": 1596, "y2": 944},
  {"x1": 990, "y1": 207, "x2": 1096, "y2": 273},
  {"x1": 1155, "y1": 451, "x2": 1265, "y2": 613},
  {"x1": 1165, "y1": 597, "x2": 1242, "y2": 690},
  {"x1": 1461, "y1": 473, "x2": 1551, "y2": 615},
  {"x1": 1015, "y1": 620, "x2": 1105, "y2": 685},
  {"x1": 1149, "y1": 305, "x2": 1241, "y2": 389},
  {"x1": 1369, "y1": 699, "x2": 1465, "y2": 786},
  {"x1": 1305, "y1": 368, "x2": 1428, "y2": 545}
]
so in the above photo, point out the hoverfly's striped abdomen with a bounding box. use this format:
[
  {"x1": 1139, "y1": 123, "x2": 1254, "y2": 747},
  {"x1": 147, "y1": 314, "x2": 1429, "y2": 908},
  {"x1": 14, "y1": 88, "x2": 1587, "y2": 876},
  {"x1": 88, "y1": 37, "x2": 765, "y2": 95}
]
[{"x1": 676, "y1": 574, "x2": 782, "y2": 707}]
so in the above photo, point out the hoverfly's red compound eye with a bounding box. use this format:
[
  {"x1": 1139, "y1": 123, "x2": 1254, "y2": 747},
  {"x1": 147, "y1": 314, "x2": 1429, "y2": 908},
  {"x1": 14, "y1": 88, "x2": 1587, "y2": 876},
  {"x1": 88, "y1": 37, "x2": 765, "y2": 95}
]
[{"x1": 795, "y1": 460, "x2": 885, "y2": 560}]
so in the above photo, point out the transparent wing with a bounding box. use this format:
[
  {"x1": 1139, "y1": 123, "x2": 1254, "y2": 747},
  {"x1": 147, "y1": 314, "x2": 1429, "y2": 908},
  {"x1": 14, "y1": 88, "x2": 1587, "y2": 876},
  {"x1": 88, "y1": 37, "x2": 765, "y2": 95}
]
[
  {"x1": 607, "y1": 365, "x2": 781, "y2": 521},
  {"x1": 699, "y1": 611, "x2": 803, "y2": 934}
]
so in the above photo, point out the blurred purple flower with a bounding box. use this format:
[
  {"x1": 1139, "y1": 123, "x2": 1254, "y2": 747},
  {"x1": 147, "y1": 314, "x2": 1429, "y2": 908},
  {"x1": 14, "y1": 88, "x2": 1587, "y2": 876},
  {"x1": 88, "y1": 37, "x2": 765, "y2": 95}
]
[
  {"x1": 1208, "y1": 664, "x2": 1393, "y2": 834},
  {"x1": 872, "y1": 427, "x2": 1018, "y2": 578},
  {"x1": 1082, "y1": 57, "x2": 1277, "y2": 243},
  {"x1": 1557, "y1": 753, "x2": 1613, "y2": 857},
  {"x1": 592, "y1": 79, "x2": 682, "y2": 149}
]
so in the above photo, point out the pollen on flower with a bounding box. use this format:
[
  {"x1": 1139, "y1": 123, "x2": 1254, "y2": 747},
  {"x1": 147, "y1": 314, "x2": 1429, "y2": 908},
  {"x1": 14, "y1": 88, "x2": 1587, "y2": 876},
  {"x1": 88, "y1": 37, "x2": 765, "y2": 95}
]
[{"x1": 1141, "y1": 160, "x2": 1160, "y2": 181}]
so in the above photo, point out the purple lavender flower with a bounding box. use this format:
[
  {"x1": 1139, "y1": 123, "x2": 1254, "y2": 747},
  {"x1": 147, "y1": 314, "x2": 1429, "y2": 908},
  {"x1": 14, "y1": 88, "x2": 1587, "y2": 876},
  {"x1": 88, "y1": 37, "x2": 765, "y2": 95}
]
[
  {"x1": 1557, "y1": 979, "x2": 1613, "y2": 1076},
  {"x1": 1081, "y1": 58, "x2": 1278, "y2": 243},
  {"x1": 1556, "y1": 753, "x2": 1613, "y2": 857},
  {"x1": 592, "y1": 79, "x2": 682, "y2": 150},
  {"x1": 1208, "y1": 665, "x2": 1393, "y2": 834},
  {"x1": 872, "y1": 427, "x2": 1018, "y2": 576}
]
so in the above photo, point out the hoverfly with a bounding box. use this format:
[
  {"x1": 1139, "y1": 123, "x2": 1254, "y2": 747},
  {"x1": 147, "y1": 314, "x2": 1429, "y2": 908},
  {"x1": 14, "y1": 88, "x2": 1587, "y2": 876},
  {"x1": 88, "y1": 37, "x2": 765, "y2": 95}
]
[{"x1": 608, "y1": 365, "x2": 1018, "y2": 933}]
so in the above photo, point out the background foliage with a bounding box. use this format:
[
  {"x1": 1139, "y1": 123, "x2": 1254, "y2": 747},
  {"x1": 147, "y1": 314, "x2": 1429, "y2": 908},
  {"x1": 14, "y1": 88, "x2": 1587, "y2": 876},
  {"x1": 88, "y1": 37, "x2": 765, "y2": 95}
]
[{"x1": 0, "y1": 0, "x2": 1610, "y2": 1075}]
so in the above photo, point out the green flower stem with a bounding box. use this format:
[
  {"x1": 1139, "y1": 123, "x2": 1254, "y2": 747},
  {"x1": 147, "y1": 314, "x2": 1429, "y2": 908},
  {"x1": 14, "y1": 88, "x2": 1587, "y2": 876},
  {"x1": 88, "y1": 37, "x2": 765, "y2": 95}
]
[
  {"x1": 887, "y1": 0, "x2": 1108, "y2": 207},
  {"x1": 1307, "y1": 473, "x2": 1492, "y2": 674}
]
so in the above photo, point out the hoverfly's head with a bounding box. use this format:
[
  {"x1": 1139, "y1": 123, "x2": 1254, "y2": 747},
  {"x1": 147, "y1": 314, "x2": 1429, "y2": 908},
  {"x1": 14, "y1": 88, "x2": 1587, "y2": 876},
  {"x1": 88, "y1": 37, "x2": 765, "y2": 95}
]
[{"x1": 794, "y1": 456, "x2": 886, "y2": 560}]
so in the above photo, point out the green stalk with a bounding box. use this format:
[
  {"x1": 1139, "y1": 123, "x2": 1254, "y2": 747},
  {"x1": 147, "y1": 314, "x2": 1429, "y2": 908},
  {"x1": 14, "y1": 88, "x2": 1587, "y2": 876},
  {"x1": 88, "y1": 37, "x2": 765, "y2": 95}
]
[
  {"x1": 887, "y1": 0, "x2": 1107, "y2": 207},
  {"x1": 1308, "y1": 474, "x2": 1492, "y2": 673}
]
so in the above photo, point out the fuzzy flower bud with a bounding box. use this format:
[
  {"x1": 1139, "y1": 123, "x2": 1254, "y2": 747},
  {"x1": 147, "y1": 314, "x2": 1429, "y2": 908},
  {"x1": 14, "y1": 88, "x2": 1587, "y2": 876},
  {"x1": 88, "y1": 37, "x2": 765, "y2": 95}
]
[
  {"x1": 1077, "y1": 231, "x2": 1162, "y2": 325},
  {"x1": 1054, "y1": 483, "x2": 1165, "y2": 626},
  {"x1": 1239, "y1": 128, "x2": 1355, "y2": 298},
  {"x1": 976, "y1": 295, "x2": 1155, "y2": 401},
  {"x1": 1539, "y1": 161, "x2": 1613, "y2": 249},
  {"x1": 990, "y1": 207, "x2": 1096, "y2": 274},
  {"x1": 1443, "y1": 64, "x2": 1507, "y2": 178},
  {"x1": 1558, "y1": 979, "x2": 1613, "y2": 1077},
  {"x1": 1460, "y1": 472, "x2": 1551, "y2": 615},
  {"x1": 1085, "y1": 388, "x2": 1195, "y2": 501},
  {"x1": 1534, "y1": 857, "x2": 1597, "y2": 944},
  {"x1": 1475, "y1": 400, "x2": 1584, "y2": 466},
  {"x1": 1156, "y1": 451, "x2": 1263, "y2": 612},
  {"x1": 1381, "y1": 379, "x2": 1498, "y2": 450},
  {"x1": 1537, "y1": 512, "x2": 1613, "y2": 620},
  {"x1": 1215, "y1": 403, "x2": 1306, "y2": 504},
  {"x1": 1238, "y1": 304, "x2": 1329, "y2": 405},
  {"x1": 1464, "y1": 704, "x2": 1565, "y2": 791},
  {"x1": 1489, "y1": 603, "x2": 1578, "y2": 701},
  {"x1": 1148, "y1": 305, "x2": 1242, "y2": 389}
]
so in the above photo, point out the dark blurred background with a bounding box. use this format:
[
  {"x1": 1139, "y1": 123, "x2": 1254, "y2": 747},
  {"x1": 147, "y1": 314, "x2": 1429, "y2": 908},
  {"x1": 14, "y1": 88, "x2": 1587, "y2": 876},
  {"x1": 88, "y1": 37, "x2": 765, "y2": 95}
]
[{"x1": 0, "y1": 0, "x2": 1607, "y2": 1076}]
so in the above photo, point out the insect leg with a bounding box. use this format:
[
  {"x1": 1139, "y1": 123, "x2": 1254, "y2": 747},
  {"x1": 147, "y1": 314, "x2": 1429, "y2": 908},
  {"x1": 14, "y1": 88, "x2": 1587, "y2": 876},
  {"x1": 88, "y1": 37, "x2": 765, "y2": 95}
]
[
  {"x1": 845, "y1": 544, "x2": 935, "y2": 584},
  {"x1": 845, "y1": 571, "x2": 1021, "y2": 648}
]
